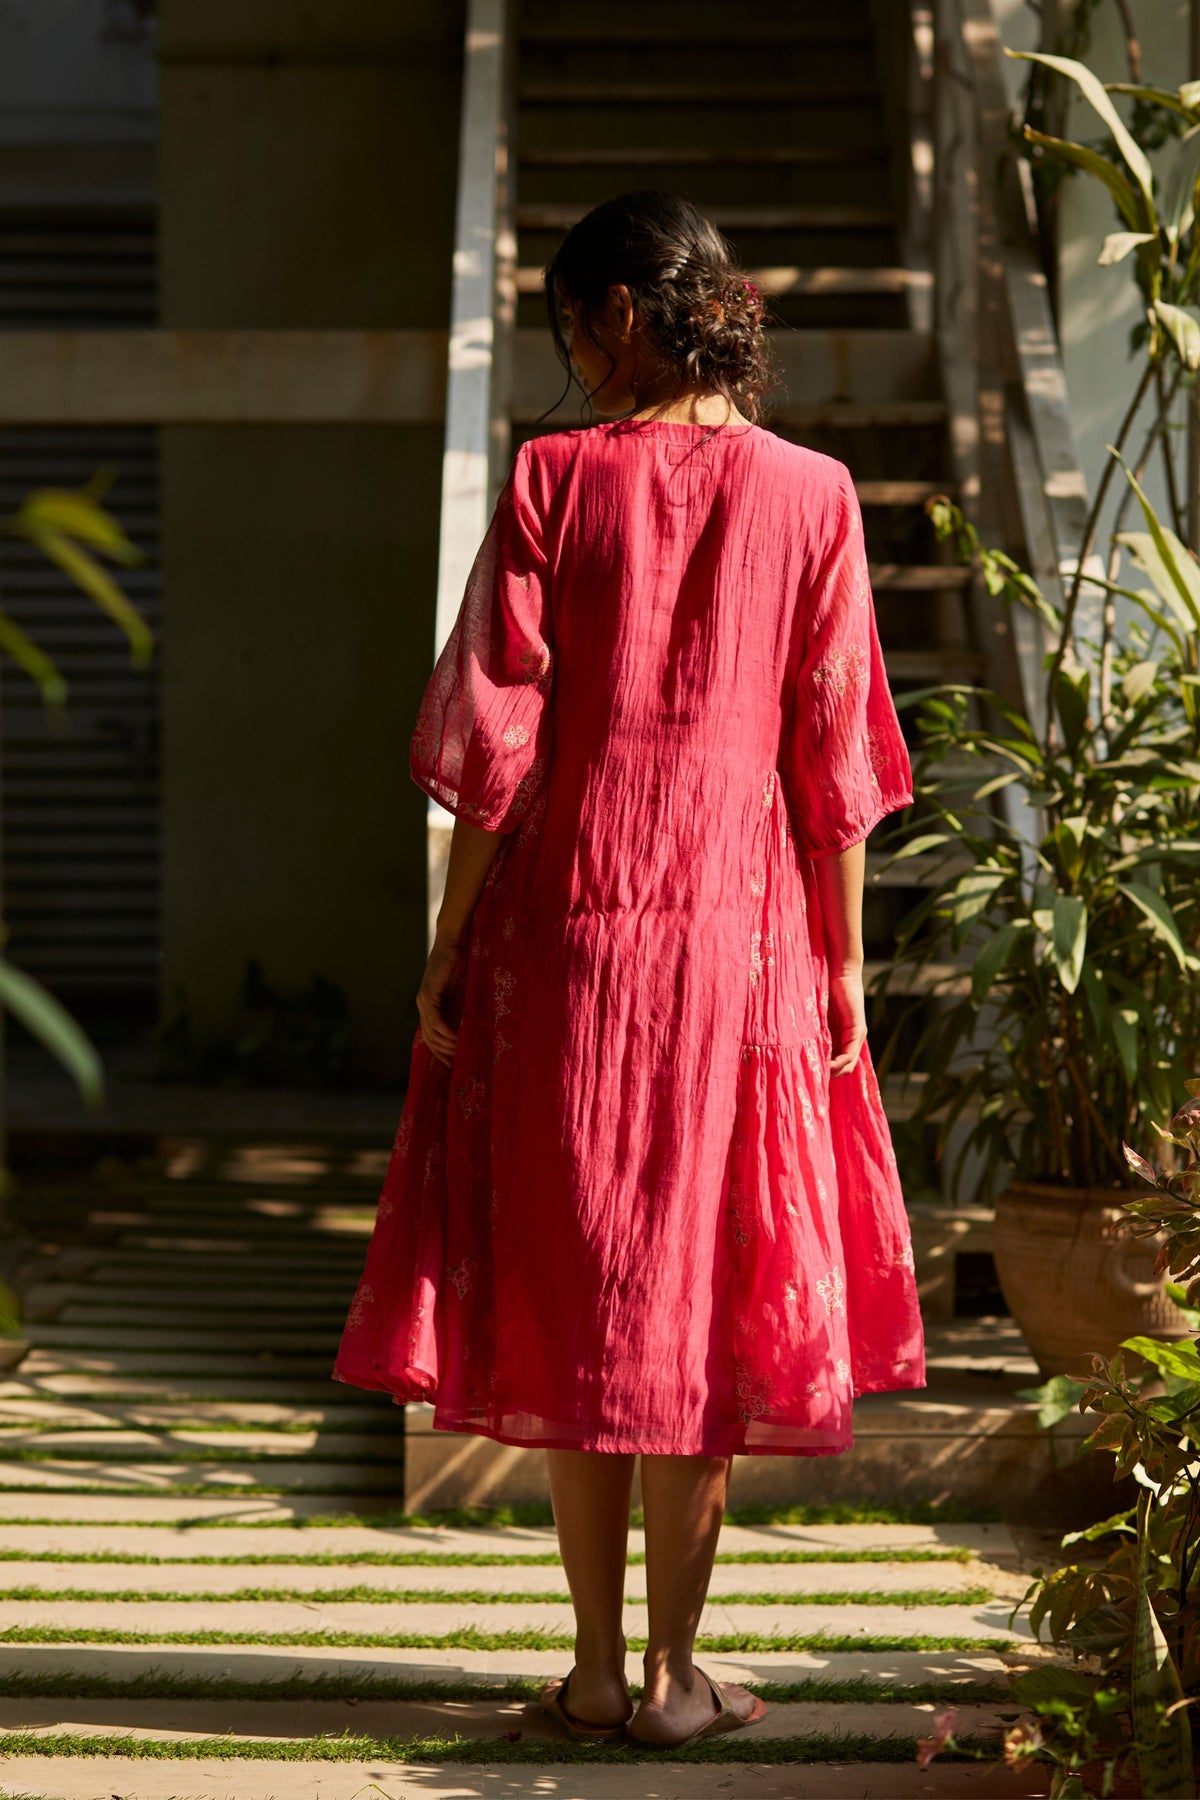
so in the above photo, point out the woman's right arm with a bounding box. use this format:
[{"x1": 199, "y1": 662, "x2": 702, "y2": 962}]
[{"x1": 812, "y1": 838, "x2": 867, "y2": 1077}]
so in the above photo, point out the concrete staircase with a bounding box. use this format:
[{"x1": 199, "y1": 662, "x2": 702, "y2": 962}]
[{"x1": 510, "y1": 0, "x2": 981, "y2": 1206}]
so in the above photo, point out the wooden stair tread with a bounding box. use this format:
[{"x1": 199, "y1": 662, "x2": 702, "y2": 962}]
[
  {"x1": 518, "y1": 266, "x2": 931, "y2": 297},
  {"x1": 519, "y1": 202, "x2": 893, "y2": 231},
  {"x1": 520, "y1": 82, "x2": 878, "y2": 104},
  {"x1": 519, "y1": 146, "x2": 886, "y2": 167}
]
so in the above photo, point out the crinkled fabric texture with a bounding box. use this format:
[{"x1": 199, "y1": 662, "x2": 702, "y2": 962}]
[{"x1": 333, "y1": 419, "x2": 925, "y2": 1456}]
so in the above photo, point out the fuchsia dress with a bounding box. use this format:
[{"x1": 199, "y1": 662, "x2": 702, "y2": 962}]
[{"x1": 333, "y1": 418, "x2": 926, "y2": 1456}]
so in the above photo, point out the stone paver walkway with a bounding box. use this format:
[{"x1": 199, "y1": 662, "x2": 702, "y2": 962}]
[{"x1": 0, "y1": 1151, "x2": 1053, "y2": 1798}]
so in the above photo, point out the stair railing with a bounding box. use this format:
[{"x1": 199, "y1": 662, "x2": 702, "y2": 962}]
[{"x1": 427, "y1": 0, "x2": 518, "y2": 948}]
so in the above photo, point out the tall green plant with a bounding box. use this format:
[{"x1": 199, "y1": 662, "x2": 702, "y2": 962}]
[
  {"x1": 882, "y1": 49, "x2": 1200, "y2": 1195},
  {"x1": 0, "y1": 471, "x2": 150, "y2": 1111}
]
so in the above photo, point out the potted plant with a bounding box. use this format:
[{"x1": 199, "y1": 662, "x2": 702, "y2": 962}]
[
  {"x1": 882, "y1": 50, "x2": 1200, "y2": 1374},
  {"x1": 917, "y1": 1084, "x2": 1200, "y2": 1798}
]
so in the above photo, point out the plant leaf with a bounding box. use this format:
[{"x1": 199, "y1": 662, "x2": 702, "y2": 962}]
[
  {"x1": 0, "y1": 959, "x2": 103, "y2": 1109},
  {"x1": 1122, "y1": 1337, "x2": 1200, "y2": 1380},
  {"x1": 1052, "y1": 895, "x2": 1088, "y2": 994},
  {"x1": 1099, "y1": 229, "x2": 1158, "y2": 265},
  {"x1": 1132, "y1": 1489, "x2": 1195, "y2": 1797},
  {"x1": 1007, "y1": 49, "x2": 1156, "y2": 220},
  {"x1": 1161, "y1": 121, "x2": 1200, "y2": 244},
  {"x1": 1154, "y1": 300, "x2": 1200, "y2": 372},
  {"x1": 1019, "y1": 124, "x2": 1144, "y2": 229},
  {"x1": 1117, "y1": 881, "x2": 1192, "y2": 971},
  {"x1": 1123, "y1": 1143, "x2": 1159, "y2": 1185},
  {"x1": 16, "y1": 488, "x2": 141, "y2": 565},
  {"x1": 1122, "y1": 659, "x2": 1159, "y2": 705},
  {"x1": 971, "y1": 921, "x2": 1024, "y2": 1004},
  {"x1": 1112, "y1": 455, "x2": 1200, "y2": 629},
  {"x1": 30, "y1": 532, "x2": 154, "y2": 667}
]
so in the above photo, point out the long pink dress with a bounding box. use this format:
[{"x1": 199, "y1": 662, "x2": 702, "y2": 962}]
[{"x1": 333, "y1": 418, "x2": 925, "y2": 1456}]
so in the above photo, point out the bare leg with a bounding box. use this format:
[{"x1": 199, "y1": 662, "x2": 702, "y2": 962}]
[
  {"x1": 545, "y1": 1447, "x2": 637, "y2": 1726},
  {"x1": 631, "y1": 1452, "x2": 759, "y2": 1742}
]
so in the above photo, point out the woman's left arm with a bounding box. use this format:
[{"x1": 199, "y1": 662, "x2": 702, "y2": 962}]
[{"x1": 416, "y1": 819, "x2": 505, "y2": 1068}]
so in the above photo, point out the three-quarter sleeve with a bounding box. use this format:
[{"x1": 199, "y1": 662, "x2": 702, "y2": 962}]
[
  {"x1": 779, "y1": 466, "x2": 913, "y2": 858},
  {"x1": 410, "y1": 441, "x2": 553, "y2": 833}
]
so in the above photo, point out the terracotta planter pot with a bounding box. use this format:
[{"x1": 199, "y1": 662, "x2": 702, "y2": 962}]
[{"x1": 993, "y1": 1182, "x2": 1192, "y2": 1378}]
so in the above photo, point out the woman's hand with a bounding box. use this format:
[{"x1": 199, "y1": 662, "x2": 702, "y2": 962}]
[
  {"x1": 416, "y1": 934, "x2": 466, "y2": 1069},
  {"x1": 828, "y1": 966, "x2": 867, "y2": 1078}
]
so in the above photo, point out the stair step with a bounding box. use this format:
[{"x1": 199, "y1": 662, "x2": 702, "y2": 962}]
[
  {"x1": 771, "y1": 401, "x2": 947, "y2": 428},
  {"x1": 518, "y1": 265, "x2": 930, "y2": 298},
  {"x1": 0, "y1": 1691, "x2": 1019, "y2": 1737},
  {"x1": 520, "y1": 146, "x2": 884, "y2": 167},
  {"x1": 857, "y1": 479, "x2": 956, "y2": 503},
  {"x1": 0, "y1": 1559, "x2": 982, "y2": 1597},
  {"x1": 865, "y1": 962, "x2": 969, "y2": 997},
  {"x1": 522, "y1": 12, "x2": 872, "y2": 47},
  {"x1": 520, "y1": 82, "x2": 878, "y2": 106},
  {"x1": 516, "y1": 327, "x2": 938, "y2": 413},
  {"x1": 885, "y1": 648, "x2": 984, "y2": 679},
  {"x1": 870, "y1": 565, "x2": 969, "y2": 591},
  {"x1": 0, "y1": 1757, "x2": 1037, "y2": 1799},
  {"x1": 0, "y1": 1595, "x2": 1024, "y2": 1638},
  {"x1": 0, "y1": 1521, "x2": 1015, "y2": 1557},
  {"x1": 518, "y1": 201, "x2": 892, "y2": 231}
]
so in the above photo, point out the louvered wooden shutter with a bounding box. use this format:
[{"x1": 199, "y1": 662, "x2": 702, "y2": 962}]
[{"x1": 0, "y1": 209, "x2": 160, "y2": 1008}]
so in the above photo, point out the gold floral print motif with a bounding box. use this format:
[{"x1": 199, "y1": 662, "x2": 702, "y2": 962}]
[
  {"x1": 456, "y1": 1075, "x2": 488, "y2": 1119},
  {"x1": 494, "y1": 968, "x2": 516, "y2": 1020},
  {"x1": 393, "y1": 1113, "x2": 413, "y2": 1160},
  {"x1": 749, "y1": 927, "x2": 775, "y2": 986},
  {"x1": 813, "y1": 643, "x2": 868, "y2": 697},
  {"x1": 798, "y1": 1086, "x2": 814, "y2": 1132},
  {"x1": 783, "y1": 1281, "x2": 799, "y2": 1302},
  {"x1": 816, "y1": 1175, "x2": 829, "y2": 1206},
  {"x1": 897, "y1": 1244, "x2": 916, "y2": 1270},
  {"x1": 816, "y1": 1266, "x2": 846, "y2": 1317},
  {"x1": 424, "y1": 1142, "x2": 445, "y2": 1186},
  {"x1": 377, "y1": 1196, "x2": 394, "y2": 1220},
  {"x1": 762, "y1": 769, "x2": 777, "y2": 808},
  {"x1": 502, "y1": 915, "x2": 517, "y2": 939},
  {"x1": 805, "y1": 1380, "x2": 822, "y2": 1397},
  {"x1": 749, "y1": 868, "x2": 766, "y2": 898},
  {"x1": 835, "y1": 1358, "x2": 852, "y2": 1385},
  {"x1": 502, "y1": 722, "x2": 530, "y2": 748},
  {"x1": 734, "y1": 1362, "x2": 775, "y2": 1424},
  {"x1": 515, "y1": 788, "x2": 548, "y2": 850},
  {"x1": 449, "y1": 1258, "x2": 477, "y2": 1300},
  {"x1": 509, "y1": 756, "x2": 546, "y2": 819},
  {"x1": 345, "y1": 1280, "x2": 374, "y2": 1331},
  {"x1": 518, "y1": 643, "x2": 552, "y2": 684},
  {"x1": 729, "y1": 1185, "x2": 756, "y2": 1246}
]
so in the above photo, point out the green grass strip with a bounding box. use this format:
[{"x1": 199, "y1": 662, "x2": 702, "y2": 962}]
[
  {"x1": 0, "y1": 1730, "x2": 1001, "y2": 1766},
  {"x1": 0, "y1": 1671, "x2": 1013, "y2": 1705},
  {"x1": 0, "y1": 1583, "x2": 991, "y2": 1607},
  {"x1": 0, "y1": 1626, "x2": 1014, "y2": 1653},
  {"x1": 0, "y1": 1545, "x2": 973, "y2": 1567}
]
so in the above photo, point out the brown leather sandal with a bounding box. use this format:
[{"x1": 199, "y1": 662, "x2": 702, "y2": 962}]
[
  {"x1": 625, "y1": 1666, "x2": 768, "y2": 1749},
  {"x1": 539, "y1": 1668, "x2": 632, "y2": 1741}
]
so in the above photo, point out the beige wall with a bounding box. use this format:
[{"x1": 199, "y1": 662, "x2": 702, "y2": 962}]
[
  {"x1": 158, "y1": 0, "x2": 463, "y2": 1082},
  {"x1": 995, "y1": 0, "x2": 1192, "y2": 540}
]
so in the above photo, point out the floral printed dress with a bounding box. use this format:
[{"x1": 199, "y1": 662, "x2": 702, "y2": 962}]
[{"x1": 333, "y1": 418, "x2": 926, "y2": 1456}]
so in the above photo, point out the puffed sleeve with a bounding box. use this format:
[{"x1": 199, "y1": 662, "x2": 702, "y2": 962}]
[
  {"x1": 409, "y1": 441, "x2": 553, "y2": 833},
  {"x1": 779, "y1": 465, "x2": 913, "y2": 857}
]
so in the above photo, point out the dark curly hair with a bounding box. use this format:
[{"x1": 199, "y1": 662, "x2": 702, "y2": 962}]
[{"x1": 540, "y1": 190, "x2": 780, "y2": 428}]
